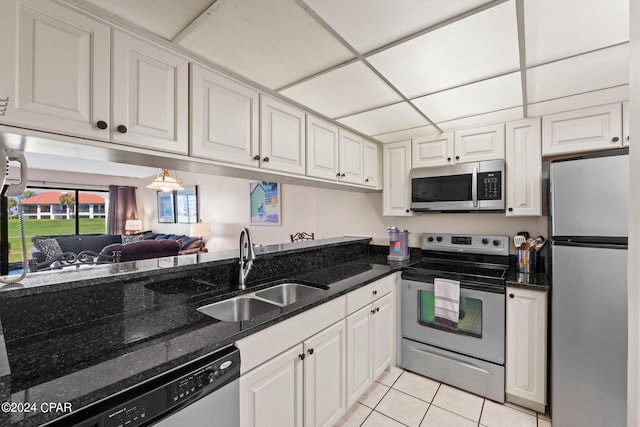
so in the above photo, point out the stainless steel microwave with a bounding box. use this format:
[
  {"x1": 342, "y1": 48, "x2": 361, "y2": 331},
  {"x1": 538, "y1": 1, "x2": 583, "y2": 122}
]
[{"x1": 409, "y1": 159, "x2": 505, "y2": 213}]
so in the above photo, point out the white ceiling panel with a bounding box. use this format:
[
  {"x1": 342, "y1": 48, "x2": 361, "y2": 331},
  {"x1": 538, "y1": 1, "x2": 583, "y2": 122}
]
[
  {"x1": 280, "y1": 61, "x2": 401, "y2": 119},
  {"x1": 412, "y1": 73, "x2": 522, "y2": 123},
  {"x1": 178, "y1": 0, "x2": 354, "y2": 90},
  {"x1": 301, "y1": 0, "x2": 493, "y2": 53},
  {"x1": 84, "y1": 0, "x2": 213, "y2": 40},
  {"x1": 527, "y1": 44, "x2": 629, "y2": 103},
  {"x1": 436, "y1": 107, "x2": 524, "y2": 132},
  {"x1": 524, "y1": 0, "x2": 629, "y2": 66},
  {"x1": 337, "y1": 102, "x2": 429, "y2": 136},
  {"x1": 367, "y1": 1, "x2": 519, "y2": 98},
  {"x1": 373, "y1": 126, "x2": 440, "y2": 143}
]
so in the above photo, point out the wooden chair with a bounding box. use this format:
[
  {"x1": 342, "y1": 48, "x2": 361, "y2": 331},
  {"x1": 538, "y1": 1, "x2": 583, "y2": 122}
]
[{"x1": 290, "y1": 232, "x2": 315, "y2": 242}]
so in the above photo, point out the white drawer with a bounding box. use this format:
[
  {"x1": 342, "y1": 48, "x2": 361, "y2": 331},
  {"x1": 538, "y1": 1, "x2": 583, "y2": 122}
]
[{"x1": 346, "y1": 274, "x2": 394, "y2": 315}]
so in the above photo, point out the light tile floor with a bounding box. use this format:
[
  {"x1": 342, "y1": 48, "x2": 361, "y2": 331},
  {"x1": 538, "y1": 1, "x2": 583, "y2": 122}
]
[{"x1": 335, "y1": 367, "x2": 552, "y2": 427}]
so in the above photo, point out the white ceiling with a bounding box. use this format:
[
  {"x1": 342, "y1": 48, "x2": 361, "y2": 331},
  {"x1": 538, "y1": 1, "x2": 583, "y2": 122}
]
[{"x1": 74, "y1": 0, "x2": 629, "y2": 143}]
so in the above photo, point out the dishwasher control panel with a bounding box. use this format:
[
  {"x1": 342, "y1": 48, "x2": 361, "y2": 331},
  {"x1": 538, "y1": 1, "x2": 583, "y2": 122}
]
[{"x1": 59, "y1": 346, "x2": 240, "y2": 427}]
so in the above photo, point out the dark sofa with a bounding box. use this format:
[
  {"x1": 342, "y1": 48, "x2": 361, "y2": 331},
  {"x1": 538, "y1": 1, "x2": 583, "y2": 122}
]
[{"x1": 31, "y1": 232, "x2": 205, "y2": 264}]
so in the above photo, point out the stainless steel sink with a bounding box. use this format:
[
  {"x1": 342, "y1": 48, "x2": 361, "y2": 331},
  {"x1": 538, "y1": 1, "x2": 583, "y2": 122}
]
[
  {"x1": 254, "y1": 283, "x2": 326, "y2": 306},
  {"x1": 198, "y1": 297, "x2": 280, "y2": 322}
]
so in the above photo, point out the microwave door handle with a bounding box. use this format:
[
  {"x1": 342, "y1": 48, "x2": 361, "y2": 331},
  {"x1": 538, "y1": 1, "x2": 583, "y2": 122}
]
[{"x1": 472, "y1": 167, "x2": 478, "y2": 207}]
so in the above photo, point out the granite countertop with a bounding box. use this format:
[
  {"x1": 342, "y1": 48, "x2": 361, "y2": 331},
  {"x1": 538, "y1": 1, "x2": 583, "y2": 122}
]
[{"x1": 0, "y1": 238, "x2": 395, "y2": 427}]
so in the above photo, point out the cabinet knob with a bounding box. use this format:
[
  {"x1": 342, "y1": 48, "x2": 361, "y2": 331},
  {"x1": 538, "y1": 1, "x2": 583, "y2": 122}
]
[
  {"x1": 405, "y1": 209, "x2": 410, "y2": 213},
  {"x1": 253, "y1": 155, "x2": 260, "y2": 161},
  {"x1": 299, "y1": 353, "x2": 305, "y2": 360},
  {"x1": 371, "y1": 309, "x2": 376, "y2": 315},
  {"x1": 627, "y1": 136, "x2": 630, "y2": 141},
  {"x1": 508, "y1": 207, "x2": 513, "y2": 212},
  {"x1": 509, "y1": 294, "x2": 515, "y2": 299},
  {"x1": 341, "y1": 173, "x2": 346, "y2": 178},
  {"x1": 447, "y1": 157, "x2": 451, "y2": 162},
  {"x1": 365, "y1": 178, "x2": 369, "y2": 183},
  {"x1": 373, "y1": 290, "x2": 377, "y2": 296},
  {"x1": 612, "y1": 136, "x2": 620, "y2": 142},
  {"x1": 117, "y1": 125, "x2": 128, "y2": 133},
  {"x1": 96, "y1": 120, "x2": 108, "y2": 130},
  {"x1": 455, "y1": 155, "x2": 460, "y2": 160},
  {"x1": 336, "y1": 173, "x2": 341, "y2": 178},
  {"x1": 376, "y1": 307, "x2": 380, "y2": 313},
  {"x1": 263, "y1": 157, "x2": 270, "y2": 162},
  {"x1": 308, "y1": 348, "x2": 314, "y2": 355}
]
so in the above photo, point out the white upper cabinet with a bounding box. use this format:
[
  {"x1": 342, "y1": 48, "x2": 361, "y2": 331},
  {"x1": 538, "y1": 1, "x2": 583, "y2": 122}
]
[
  {"x1": 112, "y1": 31, "x2": 188, "y2": 154},
  {"x1": 0, "y1": 0, "x2": 110, "y2": 139},
  {"x1": 541, "y1": 103, "x2": 623, "y2": 156},
  {"x1": 412, "y1": 133, "x2": 454, "y2": 168},
  {"x1": 260, "y1": 95, "x2": 306, "y2": 175},
  {"x1": 454, "y1": 124, "x2": 505, "y2": 163},
  {"x1": 190, "y1": 64, "x2": 259, "y2": 166},
  {"x1": 338, "y1": 129, "x2": 364, "y2": 185},
  {"x1": 363, "y1": 140, "x2": 380, "y2": 188},
  {"x1": 383, "y1": 140, "x2": 412, "y2": 216},
  {"x1": 306, "y1": 116, "x2": 339, "y2": 180},
  {"x1": 506, "y1": 118, "x2": 542, "y2": 217}
]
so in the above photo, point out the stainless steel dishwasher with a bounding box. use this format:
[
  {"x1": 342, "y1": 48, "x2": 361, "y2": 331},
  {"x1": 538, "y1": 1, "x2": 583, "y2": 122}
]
[{"x1": 47, "y1": 345, "x2": 240, "y2": 427}]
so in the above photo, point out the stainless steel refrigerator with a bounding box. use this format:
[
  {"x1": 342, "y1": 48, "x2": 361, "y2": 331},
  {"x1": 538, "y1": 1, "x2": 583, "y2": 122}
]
[{"x1": 550, "y1": 148, "x2": 628, "y2": 427}]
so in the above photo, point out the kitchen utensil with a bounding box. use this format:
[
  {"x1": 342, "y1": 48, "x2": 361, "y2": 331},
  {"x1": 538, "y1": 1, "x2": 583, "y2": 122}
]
[
  {"x1": 519, "y1": 240, "x2": 531, "y2": 251},
  {"x1": 517, "y1": 231, "x2": 530, "y2": 239},
  {"x1": 533, "y1": 236, "x2": 546, "y2": 251},
  {"x1": 513, "y1": 235, "x2": 526, "y2": 248}
]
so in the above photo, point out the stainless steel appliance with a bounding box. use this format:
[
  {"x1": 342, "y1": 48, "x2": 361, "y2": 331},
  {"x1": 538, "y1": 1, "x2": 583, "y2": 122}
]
[
  {"x1": 399, "y1": 233, "x2": 509, "y2": 402},
  {"x1": 410, "y1": 159, "x2": 504, "y2": 212},
  {"x1": 48, "y1": 345, "x2": 241, "y2": 427},
  {"x1": 550, "y1": 149, "x2": 628, "y2": 427}
]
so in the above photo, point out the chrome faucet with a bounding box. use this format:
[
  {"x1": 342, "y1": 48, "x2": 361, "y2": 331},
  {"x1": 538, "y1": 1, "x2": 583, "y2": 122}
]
[{"x1": 238, "y1": 227, "x2": 256, "y2": 290}]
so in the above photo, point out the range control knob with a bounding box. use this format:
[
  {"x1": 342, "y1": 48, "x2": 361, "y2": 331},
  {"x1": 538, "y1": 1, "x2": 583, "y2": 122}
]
[
  {"x1": 427, "y1": 236, "x2": 434, "y2": 242},
  {"x1": 436, "y1": 236, "x2": 443, "y2": 242},
  {"x1": 481, "y1": 238, "x2": 489, "y2": 245},
  {"x1": 493, "y1": 239, "x2": 501, "y2": 246}
]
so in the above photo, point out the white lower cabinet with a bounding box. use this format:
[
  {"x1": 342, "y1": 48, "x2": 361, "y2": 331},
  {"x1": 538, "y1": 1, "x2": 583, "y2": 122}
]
[
  {"x1": 345, "y1": 276, "x2": 394, "y2": 407},
  {"x1": 240, "y1": 321, "x2": 346, "y2": 427},
  {"x1": 506, "y1": 286, "x2": 548, "y2": 413}
]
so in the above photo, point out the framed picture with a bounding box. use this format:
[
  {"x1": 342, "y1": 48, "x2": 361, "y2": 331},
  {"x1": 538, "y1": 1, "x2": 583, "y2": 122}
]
[
  {"x1": 176, "y1": 186, "x2": 198, "y2": 223},
  {"x1": 157, "y1": 191, "x2": 175, "y2": 223},
  {"x1": 250, "y1": 181, "x2": 281, "y2": 226}
]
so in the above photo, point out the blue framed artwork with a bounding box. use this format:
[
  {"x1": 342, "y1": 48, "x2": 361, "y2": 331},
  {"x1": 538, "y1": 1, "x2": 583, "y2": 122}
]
[
  {"x1": 250, "y1": 181, "x2": 281, "y2": 226},
  {"x1": 176, "y1": 186, "x2": 198, "y2": 223},
  {"x1": 157, "y1": 191, "x2": 175, "y2": 223}
]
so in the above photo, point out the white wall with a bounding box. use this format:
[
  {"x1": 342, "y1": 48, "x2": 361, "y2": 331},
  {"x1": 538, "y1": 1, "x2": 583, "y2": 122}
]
[
  {"x1": 139, "y1": 171, "x2": 547, "y2": 253},
  {"x1": 628, "y1": 1, "x2": 639, "y2": 425}
]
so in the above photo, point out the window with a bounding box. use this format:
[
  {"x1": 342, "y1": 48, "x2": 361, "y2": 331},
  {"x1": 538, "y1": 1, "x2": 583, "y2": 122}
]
[{"x1": 1, "y1": 186, "x2": 109, "y2": 275}]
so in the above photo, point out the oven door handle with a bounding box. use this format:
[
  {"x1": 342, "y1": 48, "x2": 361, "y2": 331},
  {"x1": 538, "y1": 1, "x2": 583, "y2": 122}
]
[
  {"x1": 414, "y1": 347, "x2": 491, "y2": 375},
  {"x1": 472, "y1": 167, "x2": 478, "y2": 208}
]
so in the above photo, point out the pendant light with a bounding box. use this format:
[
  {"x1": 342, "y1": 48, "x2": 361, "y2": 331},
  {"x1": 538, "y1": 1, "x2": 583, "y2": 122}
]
[{"x1": 147, "y1": 168, "x2": 184, "y2": 192}]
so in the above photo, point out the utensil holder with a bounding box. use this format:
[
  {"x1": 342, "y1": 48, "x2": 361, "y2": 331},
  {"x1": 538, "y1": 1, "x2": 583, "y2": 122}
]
[{"x1": 516, "y1": 248, "x2": 538, "y2": 273}]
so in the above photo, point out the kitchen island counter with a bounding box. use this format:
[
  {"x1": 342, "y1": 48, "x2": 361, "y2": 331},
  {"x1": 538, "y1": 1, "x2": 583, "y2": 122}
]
[{"x1": 0, "y1": 237, "x2": 398, "y2": 426}]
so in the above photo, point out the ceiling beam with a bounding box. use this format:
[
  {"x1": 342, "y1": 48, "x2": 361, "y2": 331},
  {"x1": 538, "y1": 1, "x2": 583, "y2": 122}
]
[{"x1": 516, "y1": 0, "x2": 529, "y2": 117}]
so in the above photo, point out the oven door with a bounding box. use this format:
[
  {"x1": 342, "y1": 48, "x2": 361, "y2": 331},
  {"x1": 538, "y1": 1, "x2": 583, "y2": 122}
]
[{"x1": 401, "y1": 278, "x2": 505, "y2": 364}]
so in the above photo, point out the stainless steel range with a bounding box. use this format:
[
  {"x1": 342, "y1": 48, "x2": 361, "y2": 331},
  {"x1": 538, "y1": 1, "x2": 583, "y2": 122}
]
[{"x1": 399, "y1": 233, "x2": 509, "y2": 402}]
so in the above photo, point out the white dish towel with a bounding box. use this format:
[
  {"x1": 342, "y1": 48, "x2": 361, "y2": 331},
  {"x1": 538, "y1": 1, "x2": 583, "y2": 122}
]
[{"x1": 434, "y1": 278, "x2": 460, "y2": 330}]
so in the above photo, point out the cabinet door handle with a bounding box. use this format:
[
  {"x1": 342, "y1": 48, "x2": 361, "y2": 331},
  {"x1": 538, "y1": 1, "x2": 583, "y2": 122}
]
[
  {"x1": 96, "y1": 121, "x2": 108, "y2": 130},
  {"x1": 509, "y1": 294, "x2": 515, "y2": 299},
  {"x1": 508, "y1": 207, "x2": 513, "y2": 212},
  {"x1": 373, "y1": 290, "x2": 377, "y2": 296},
  {"x1": 253, "y1": 155, "x2": 260, "y2": 161},
  {"x1": 117, "y1": 125, "x2": 128, "y2": 134},
  {"x1": 263, "y1": 157, "x2": 270, "y2": 162},
  {"x1": 612, "y1": 136, "x2": 620, "y2": 142},
  {"x1": 455, "y1": 155, "x2": 460, "y2": 160},
  {"x1": 341, "y1": 173, "x2": 346, "y2": 178},
  {"x1": 375, "y1": 307, "x2": 380, "y2": 313},
  {"x1": 365, "y1": 178, "x2": 370, "y2": 183},
  {"x1": 336, "y1": 173, "x2": 341, "y2": 178},
  {"x1": 447, "y1": 157, "x2": 451, "y2": 162},
  {"x1": 371, "y1": 309, "x2": 376, "y2": 315},
  {"x1": 299, "y1": 353, "x2": 305, "y2": 360},
  {"x1": 308, "y1": 348, "x2": 314, "y2": 355}
]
